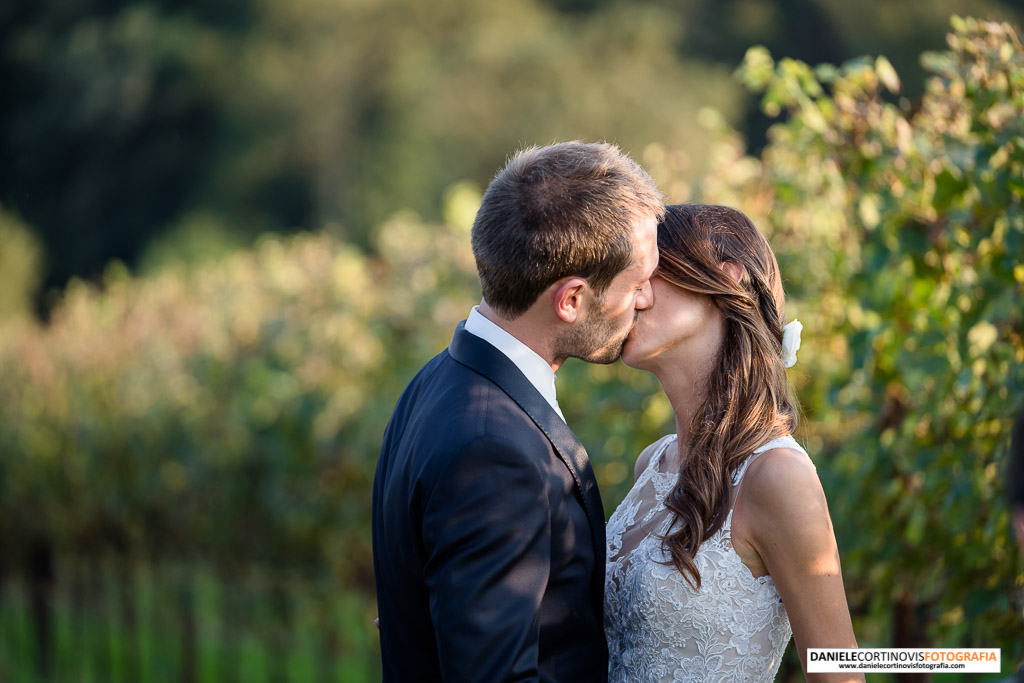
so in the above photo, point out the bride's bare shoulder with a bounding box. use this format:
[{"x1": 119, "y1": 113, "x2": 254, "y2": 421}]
[
  {"x1": 737, "y1": 446, "x2": 831, "y2": 549},
  {"x1": 633, "y1": 434, "x2": 676, "y2": 481},
  {"x1": 743, "y1": 446, "x2": 819, "y2": 496}
]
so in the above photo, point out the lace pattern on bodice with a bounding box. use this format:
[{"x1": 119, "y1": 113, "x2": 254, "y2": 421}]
[{"x1": 605, "y1": 434, "x2": 810, "y2": 683}]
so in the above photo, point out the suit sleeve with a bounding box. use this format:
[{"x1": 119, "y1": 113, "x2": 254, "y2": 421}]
[{"x1": 422, "y1": 436, "x2": 551, "y2": 683}]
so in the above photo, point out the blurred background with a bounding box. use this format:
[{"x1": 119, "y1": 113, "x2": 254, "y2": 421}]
[{"x1": 1, "y1": 0, "x2": 1023, "y2": 681}]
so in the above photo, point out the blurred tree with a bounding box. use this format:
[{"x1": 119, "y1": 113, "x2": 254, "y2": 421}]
[
  {"x1": 643, "y1": 0, "x2": 1024, "y2": 151},
  {"x1": 7, "y1": 0, "x2": 1023, "y2": 312},
  {"x1": 0, "y1": 2, "x2": 229, "y2": 308},
  {"x1": 0, "y1": 205, "x2": 43, "y2": 321},
  {"x1": 1, "y1": 0, "x2": 739, "y2": 309}
]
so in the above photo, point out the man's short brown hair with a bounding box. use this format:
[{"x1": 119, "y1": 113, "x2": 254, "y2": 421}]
[{"x1": 471, "y1": 141, "x2": 664, "y2": 318}]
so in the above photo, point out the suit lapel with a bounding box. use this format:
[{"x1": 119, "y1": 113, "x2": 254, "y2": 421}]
[{"x1": 448, "y1": 322, "x2": 606, "y2": 565}]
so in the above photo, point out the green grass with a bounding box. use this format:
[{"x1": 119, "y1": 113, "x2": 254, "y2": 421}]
[{"x1": 0, "y1": 559, "x2": 380, "y2": 683}]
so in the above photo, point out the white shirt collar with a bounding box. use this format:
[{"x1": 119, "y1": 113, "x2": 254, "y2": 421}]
[{"x1": 465, "y1": 306, "x2": 565, "y2": 422}]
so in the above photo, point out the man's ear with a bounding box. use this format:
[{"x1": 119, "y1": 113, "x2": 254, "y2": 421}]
[
  {"x1": 552, "y1": 277, "x2": 588, "y2": 323},
  {"x1": 722, "y1": 260, "x2": 745, "y2": 285}
]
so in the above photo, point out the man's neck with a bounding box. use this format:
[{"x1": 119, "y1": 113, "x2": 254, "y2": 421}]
[{"x1": 477, "y1": 301, "x2": 561, "y2": 372}]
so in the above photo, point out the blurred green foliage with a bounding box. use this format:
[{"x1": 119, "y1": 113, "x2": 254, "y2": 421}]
[
  {"x1": 719, "y1": 16, "x2": 1023, "y2": 657},
  {"x1": 0, "y1": 205, "x2": 43, "y2": 321},
  {"x1": 1, "y1": 13, "x2": 1023, "y2": 681},
  {"x1": 0, "y1": 197, "x2": 481, "y2": 679},
  {"x1": 0, "y1": 0, "x2": 741, "y2": 300},
  {"x1": 0, "y1": 197, "x2": 479, "y2": 584},
  {"x1": 4, "y1": 0, "x2": 1023, "y2": 307},
  {"x1": 0, "y1": 561, "x2": 379, "y2": 683}
]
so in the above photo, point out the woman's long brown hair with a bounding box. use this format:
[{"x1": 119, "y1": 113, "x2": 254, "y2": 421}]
[{"x1": 656, "y1": 204, "x2": 799, "y2": 589}]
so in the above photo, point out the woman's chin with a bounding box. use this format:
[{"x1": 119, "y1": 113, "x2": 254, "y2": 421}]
[{"x1": 620, "y1": 341, "x2": 646, "y2": 370}]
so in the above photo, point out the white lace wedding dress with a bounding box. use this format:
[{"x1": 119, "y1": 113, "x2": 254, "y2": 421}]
[{"x1": 605, "y1": 433, "x2": 809, "y2": 682}]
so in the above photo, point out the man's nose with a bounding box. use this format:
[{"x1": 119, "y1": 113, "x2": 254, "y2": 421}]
[{"x1": 636, "y1": 280, "x2": 654, "y2": 310}]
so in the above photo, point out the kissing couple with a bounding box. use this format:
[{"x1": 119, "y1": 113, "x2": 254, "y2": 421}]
[{"x1": 372, "y1": 141, "x2": 862, "y2": 682}]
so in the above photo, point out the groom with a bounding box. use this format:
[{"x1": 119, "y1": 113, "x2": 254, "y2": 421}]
[{"x1": 372, "y1": 141, "x2": 663, "y2": 682}]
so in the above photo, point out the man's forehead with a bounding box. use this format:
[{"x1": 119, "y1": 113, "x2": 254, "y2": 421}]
[
  {"x1": 603, "y1": 215, "x2": 657, "y2": 286},
  {"x1": 636, "y1": 213, "x2": 658, "y2": 242},
  {"x1": 635, "y1": 214, "x2": 660, "y2": 267}
]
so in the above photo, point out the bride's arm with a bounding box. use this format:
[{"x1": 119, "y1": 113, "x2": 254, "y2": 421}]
[{"x1": 733, "y1": 447, "x2": 864, "y2": 683}]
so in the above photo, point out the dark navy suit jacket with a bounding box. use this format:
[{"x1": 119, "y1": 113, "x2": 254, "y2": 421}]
[{"x1": 372, "y1": 322, "x2": 608, "y2": 682}]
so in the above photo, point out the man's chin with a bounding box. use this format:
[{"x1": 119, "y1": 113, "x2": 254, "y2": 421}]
[
  {"x1": 557, "y1": 318, "x2": 633, "y2": 365},
  {"x1": 583, "y1": 350, "x2": 621, "y2": 365},
  {"x1": 578, "y1": 335, "x2": 629, "y2": 365}
]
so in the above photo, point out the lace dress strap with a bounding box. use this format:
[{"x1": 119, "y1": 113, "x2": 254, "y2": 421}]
[
  {"x1": 731, "y1": 434, "x2": 810, "y2": 486},
  {"x1": 648, "y1": 434, "x2": 677, "y2": 470}
]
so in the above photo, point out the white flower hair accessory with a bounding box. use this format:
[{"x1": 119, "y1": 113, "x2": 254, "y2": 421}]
[{"x1": 781, "y1": 319, "x2": 803, "y2": 368}]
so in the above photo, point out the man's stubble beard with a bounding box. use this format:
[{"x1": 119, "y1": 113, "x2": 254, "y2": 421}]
[{"x1": 554, "y1": 307, "x2": 638, "y2": 366}]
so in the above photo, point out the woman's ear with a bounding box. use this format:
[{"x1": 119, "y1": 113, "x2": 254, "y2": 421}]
[
  {"x1": 722, "y1": 260, "x2": 746, "y2": 285},
  {"x1": 551, "y1": 277, "x2": 588, "y2": 323}
]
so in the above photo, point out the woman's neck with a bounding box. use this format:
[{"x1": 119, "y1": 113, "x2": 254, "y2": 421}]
[{"x1": 651, "y1": 357, "x2": 715, "y2": 471}]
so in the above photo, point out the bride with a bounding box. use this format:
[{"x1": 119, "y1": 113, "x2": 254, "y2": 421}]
[{"x1": 606, "y1": 204, "x2": 863, "y2": 682}]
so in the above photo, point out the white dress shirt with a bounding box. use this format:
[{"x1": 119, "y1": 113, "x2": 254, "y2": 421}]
[{"x1": 465, "y1": 306, "x2": 566, "y2": 422}]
